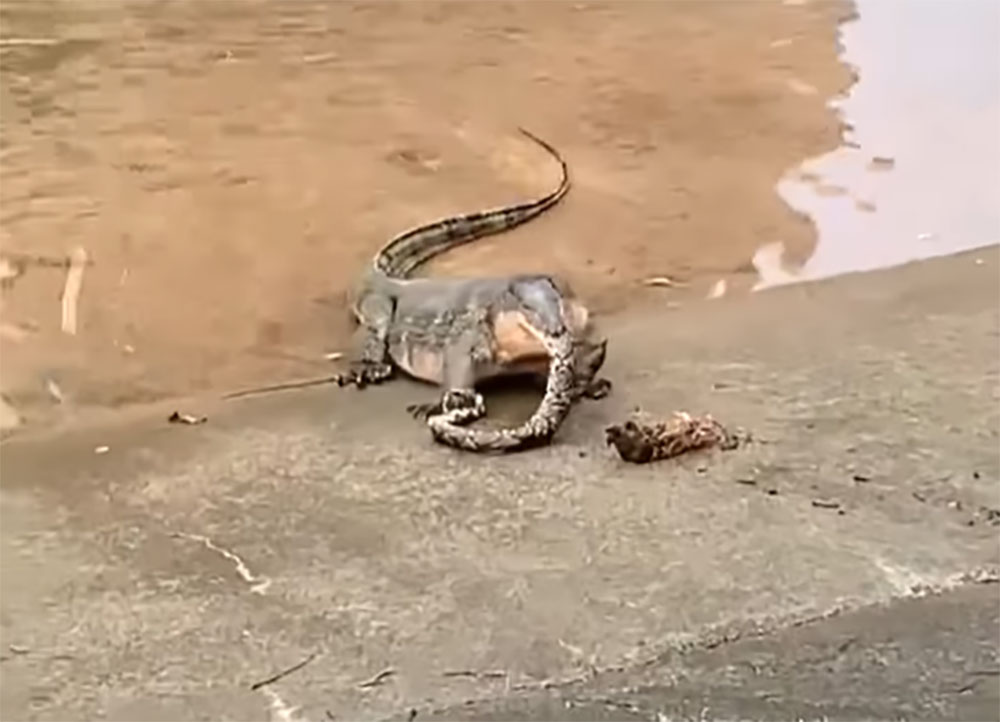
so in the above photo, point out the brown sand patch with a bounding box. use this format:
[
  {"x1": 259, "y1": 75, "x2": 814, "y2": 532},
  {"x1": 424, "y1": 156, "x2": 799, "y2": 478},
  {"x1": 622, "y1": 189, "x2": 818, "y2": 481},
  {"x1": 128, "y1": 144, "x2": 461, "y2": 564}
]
[{"x1": 0, "y1": 0, "x2": 851, "y2": 428}]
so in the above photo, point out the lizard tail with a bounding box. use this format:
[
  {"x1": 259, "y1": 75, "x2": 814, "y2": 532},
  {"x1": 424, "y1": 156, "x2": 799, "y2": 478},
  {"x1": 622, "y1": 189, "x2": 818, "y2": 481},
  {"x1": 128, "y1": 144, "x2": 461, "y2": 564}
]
[
  {"x1": 426, "y1": 333, "x2": 576, "y2": 453},
  {"x1": 373, "y1": 128, "x2": 570, "y2": 279}
]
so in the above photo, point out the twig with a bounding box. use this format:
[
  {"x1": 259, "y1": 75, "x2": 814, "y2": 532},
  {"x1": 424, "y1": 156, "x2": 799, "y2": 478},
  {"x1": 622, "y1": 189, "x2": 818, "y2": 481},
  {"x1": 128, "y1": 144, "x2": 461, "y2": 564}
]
[
  {"x1": 250, "y1": 652, "x2": 318, "y2": 691},
  {"x1": 357, "y1": 667, "x2": 395, "y2": 689},
  {"x1": 223, "y1": 375, "x2": 341, "y2": 400},
  {"x1": 811, "y1": 498, "x2": 841, "y2": 510},
  {"x1": 642, "y1": 276, "x2": 686, "y2": 288},
  {"x1": 60, "y1": 247, "x2": 88, "y2": 335},
  {"x1": 0, "y1": 38, "x2": 60, "y2": 46},
  {"x1": 442, "y1": 670, "x2": 505, "y2": 679},
  {"x1": 1, "y1": 251, "x2": 94, "y2": 269}
]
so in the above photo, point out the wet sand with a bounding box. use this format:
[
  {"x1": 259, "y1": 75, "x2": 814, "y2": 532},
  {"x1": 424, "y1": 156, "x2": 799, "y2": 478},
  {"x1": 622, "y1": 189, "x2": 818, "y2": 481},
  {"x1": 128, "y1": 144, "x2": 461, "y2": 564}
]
[{"x1": 0, "y1": 0, "x2": 851, "y2": 430}]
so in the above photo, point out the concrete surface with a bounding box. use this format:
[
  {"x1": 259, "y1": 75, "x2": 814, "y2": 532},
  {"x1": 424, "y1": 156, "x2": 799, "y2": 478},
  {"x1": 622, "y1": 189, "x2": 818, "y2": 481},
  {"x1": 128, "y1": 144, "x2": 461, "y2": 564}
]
[
  {"x1": 1, "y1": 248, "x2": 999, "y2": 721},
  {"x1": 424, "y1": 583, "x2": 1000, "y2": 722}
]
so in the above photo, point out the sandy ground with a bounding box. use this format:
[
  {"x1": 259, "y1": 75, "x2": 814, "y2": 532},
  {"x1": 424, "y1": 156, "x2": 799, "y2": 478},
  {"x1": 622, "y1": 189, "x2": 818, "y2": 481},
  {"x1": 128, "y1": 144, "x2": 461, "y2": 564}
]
[
  {"x1": 0, "y1": 0, "x2": 850, "y2": 430},
  {"x1": 1, "y1": 248, "x2": 997, "y2": 721}
]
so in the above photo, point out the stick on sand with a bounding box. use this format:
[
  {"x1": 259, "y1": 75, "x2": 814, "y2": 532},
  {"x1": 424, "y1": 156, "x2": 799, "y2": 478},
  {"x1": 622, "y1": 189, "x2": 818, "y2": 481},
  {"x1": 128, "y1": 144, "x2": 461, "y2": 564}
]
[{"x1": 60, "y1": 247, "x2": 88, "y2": 335}]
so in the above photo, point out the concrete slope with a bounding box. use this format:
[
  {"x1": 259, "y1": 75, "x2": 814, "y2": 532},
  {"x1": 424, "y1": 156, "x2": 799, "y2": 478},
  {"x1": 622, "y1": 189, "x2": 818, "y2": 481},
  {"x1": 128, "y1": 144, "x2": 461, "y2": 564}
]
[{"x1": 1, "y1": 248, "x2": 998, "y2": 721}]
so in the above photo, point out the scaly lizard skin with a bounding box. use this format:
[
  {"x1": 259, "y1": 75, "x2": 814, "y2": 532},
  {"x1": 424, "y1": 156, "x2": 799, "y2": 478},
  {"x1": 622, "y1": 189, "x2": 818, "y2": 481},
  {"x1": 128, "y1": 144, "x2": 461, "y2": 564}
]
[{"x1": 339, "y1": 128, "x2": 610, "y2": 452}]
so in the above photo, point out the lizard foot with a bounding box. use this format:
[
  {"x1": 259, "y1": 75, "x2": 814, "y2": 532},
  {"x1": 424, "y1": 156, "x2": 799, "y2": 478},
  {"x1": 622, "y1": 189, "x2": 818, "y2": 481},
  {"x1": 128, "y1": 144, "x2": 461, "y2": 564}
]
[
  {"x1": 408, "y1": 389, "x2": 485, "y2": 423},
  {"x1": 407, "y1": 401, "x2": 442, "y2": 421},
  {"x1": 425, "y1": 388, "x2": 487, "y2": 427},
  {"x1": 581, "y1": 377, "x2": 612, "y2": 400},
  {"x1": 336, "y1": 361, "x2": 394, "y2": 389}
]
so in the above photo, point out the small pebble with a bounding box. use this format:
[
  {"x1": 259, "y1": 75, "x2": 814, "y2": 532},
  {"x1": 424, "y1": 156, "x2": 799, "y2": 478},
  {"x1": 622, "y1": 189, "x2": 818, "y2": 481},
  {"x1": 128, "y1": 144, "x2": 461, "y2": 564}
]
[{"x1": 94, "y1": 445, "x2": 110, "y2": 454}]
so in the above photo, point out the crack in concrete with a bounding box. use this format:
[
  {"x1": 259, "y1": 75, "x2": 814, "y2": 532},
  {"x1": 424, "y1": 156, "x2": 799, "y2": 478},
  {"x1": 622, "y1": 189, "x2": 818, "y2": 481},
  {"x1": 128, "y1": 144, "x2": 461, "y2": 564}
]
[
  {"x1": 172, "y1": 532, "x2": 272, "y2": 594},
  {"x1": 418, "y1": 569, "x2": 1000, "y2": 719}
]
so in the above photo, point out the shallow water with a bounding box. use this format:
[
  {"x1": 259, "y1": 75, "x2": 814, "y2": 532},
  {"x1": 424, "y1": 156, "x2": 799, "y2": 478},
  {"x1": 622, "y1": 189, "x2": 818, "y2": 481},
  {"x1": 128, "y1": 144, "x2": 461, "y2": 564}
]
[{"x1": 761, "y1": 0, "x2": 1000, "y2": 288}]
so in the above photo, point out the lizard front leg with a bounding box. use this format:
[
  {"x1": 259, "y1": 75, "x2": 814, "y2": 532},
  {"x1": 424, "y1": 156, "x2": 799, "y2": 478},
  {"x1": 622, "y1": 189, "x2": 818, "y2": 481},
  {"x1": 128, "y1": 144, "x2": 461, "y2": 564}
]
[{"x1": 338, "y1": 294, "x2": 395, "y2": 389}]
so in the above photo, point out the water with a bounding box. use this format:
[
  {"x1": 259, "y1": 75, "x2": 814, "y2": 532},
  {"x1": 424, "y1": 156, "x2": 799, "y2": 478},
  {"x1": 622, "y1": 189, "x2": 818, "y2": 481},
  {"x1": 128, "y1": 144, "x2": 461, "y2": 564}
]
[{"x1": 758, "y1": 0, "x2": 1000, "y2": 288}]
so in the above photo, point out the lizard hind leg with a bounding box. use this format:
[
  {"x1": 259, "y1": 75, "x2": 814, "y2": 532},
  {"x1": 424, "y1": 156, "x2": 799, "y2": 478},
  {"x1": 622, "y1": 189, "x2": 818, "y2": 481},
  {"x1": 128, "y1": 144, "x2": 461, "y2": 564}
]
[{"x1": 407, "y1": 389, "x2": 486, "y2": 423}]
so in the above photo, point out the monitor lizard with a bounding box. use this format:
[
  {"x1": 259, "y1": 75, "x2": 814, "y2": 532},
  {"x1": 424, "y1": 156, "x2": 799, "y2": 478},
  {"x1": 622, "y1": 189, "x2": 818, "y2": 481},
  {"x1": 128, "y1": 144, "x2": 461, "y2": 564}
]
[{"x1": 338, "y1": 128, "x2": 610, "y2": 452}]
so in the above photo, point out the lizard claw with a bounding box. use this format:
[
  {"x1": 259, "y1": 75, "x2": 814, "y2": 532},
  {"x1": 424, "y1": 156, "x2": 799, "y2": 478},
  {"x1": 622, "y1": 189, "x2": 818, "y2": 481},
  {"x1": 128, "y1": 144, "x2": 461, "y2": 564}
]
[
  {"x1": 582, "y1": 377, "x2": 612, "y2": 400},
  {"x1": 406, "y1": 401, "x2": 441, "y2": 420},
  {"x1": 409, "y1": 390, "x2": 485, "y2": 426},
  {"x1": 336, "y1": 361, "x2": 394, "y2": 389}
]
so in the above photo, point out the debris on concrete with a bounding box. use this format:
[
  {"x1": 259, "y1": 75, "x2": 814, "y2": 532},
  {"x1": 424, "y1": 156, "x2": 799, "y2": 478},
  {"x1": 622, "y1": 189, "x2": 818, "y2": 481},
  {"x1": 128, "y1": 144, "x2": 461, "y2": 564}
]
[
  {"x1": 642, "y1": 276, "x2": 685, "y2": 288},
  {"x1": 442, "y1": 670, "x2": 507, "y2": 680},
  {"x1": 977, "y1": 507, "x2": 1000, "y2": 526},
  {"x1": 46, "y1": 379, "x2": 65, "y2": 404},
  {"x1": 250, "y1": 651, "x2": 318, "y2": 691},
  {"x1": 168, "y1": 411, "x2": 207, "y2": 425},
  {"x1": 811, "y1": 498, "x2": 842, "y2": 510},
  {"x1": 358, "y1": 667, "x2": 396, "y2": 689},
  {"x1": 605, "y1": 411, "x2": 740, "y2": 464}
]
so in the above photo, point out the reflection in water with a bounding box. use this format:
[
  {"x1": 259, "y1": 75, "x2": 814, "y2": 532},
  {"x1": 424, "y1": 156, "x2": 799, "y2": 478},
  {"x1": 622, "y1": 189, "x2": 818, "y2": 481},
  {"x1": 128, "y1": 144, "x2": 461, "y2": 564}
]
[{"x1": 761, "y1": 0, "x2": 1000, "y2": 289}]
